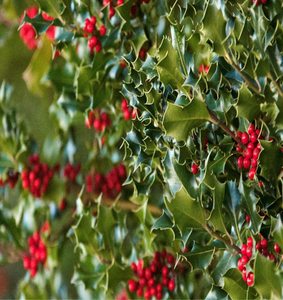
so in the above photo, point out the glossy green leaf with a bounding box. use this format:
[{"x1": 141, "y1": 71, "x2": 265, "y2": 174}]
[
  {"x1": 253, "y1": 253, "x2": 282, "y2": 299},
  {"x1": 223, "y1": 268, "x2": 247, "y2": 300},
  {"x1": 259, "y1": 140, "x2": 283, "y2": 187},
  {"x1": 163, "y1": 96, "x2": 210, "y2": 142},
  {"x1": 165, "y1": 187, "x2": 206, "y2": 232}
]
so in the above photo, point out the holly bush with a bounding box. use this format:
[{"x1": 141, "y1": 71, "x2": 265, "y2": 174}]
[{"x1": 1, "y1": 0, "x2": 283, "y2": 299}]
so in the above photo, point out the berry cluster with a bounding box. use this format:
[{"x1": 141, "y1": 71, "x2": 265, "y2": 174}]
[
  {"x1": 0, "y1": 170, "x2": 19, "y2": 189},
  {"x1": 85, "y1": 110, "x2": 112, "y2": 131},
  {"x1": 83, "y1": 17, "x2": 105, "y2": 53},
  {"x1": 238, "y1": 236, "x2": 282, "y2": 286},
  {"x1": 121, "y1": 99, "x2": 137, "y2": 121},
  {"x1": 128, "y1": 250, "x2": 177, "y2": 300},
  {"x1": 63, "y1": 163, "x2": 81, "y2": 181},
  {"x1": 86, "y1": 164, "x2": 127, "y2": 199},
  {"x1": 21, "y1": 154, "x2": 58, "y2": 198},
  {"x1": 20, "y1": 6, "x2": 55, "y2": 50},
  {"x1": 252, "y1": 0, "x2": 268, "y2": 6},
  {"x1": 236, "y1": 125, "x2": 262, "y2": 180},
  {"x1": 199, "y1": 64, "x2": 209, "y2": 74},
  {"x1": 23, "y1": 230, "x2": 47, "y2": 278}
]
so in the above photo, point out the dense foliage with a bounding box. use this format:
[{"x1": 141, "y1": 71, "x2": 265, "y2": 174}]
[{"x1": 1, "y1": 0, "x2": 283, "y2": 299}]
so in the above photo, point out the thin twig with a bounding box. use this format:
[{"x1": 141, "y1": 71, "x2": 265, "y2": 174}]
[{"x1": 204, "y1": 225, "x2": 241, "y2": 254}]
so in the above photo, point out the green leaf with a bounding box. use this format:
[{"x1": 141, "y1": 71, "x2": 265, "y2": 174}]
[
  {"x1": 211, "y1": 251, "x2": 240, "y2": 286},
  {"x1": 163, "y1": 96, "x2": 210, "y2": 142},
  {"x1": 115, "y1": 0, "x2": 135, "y2": 32},
  {"x1": 165, "y1": 187, "x2": 206, "y2": 232},
  {"x1": 152, "y1": 211, "x2": 173, "y2": 231},
  {"x1": 253, "y1": 253, "x2": 282, "y2": 299},
  {"x1": 235, "y1": 85, "x2": 261, "y2": 122},
  {"x1": 42, "y1": 133, "x2": 62, "y2": 166},
  {"x1": 183, "y1": 242, "x2": 215, "y2": 271},
  {"x1": 73, "y1": 205, "x2": 100, "y2": 256},
  {"x1": 35, "y1": 0, "x2": 62, "y2": 19},
  {"x1": 239, "y1": 177, "x2": 262, "y2": 234},
  {"x1": 96, "y1": 197, "x2": 117, "y2": 255},
  {"x1": 107, "y1": 262, "x2": 133, "y2": 292},
  {"x1": 201, "y1": 3, "x2": 229, "y2": 56},
  {"x1": 259, "y1": 140, "x2": 283, "y2": 187},
  {"x1": 271, "y1": 215, "x2": 283, "y2": 255},
  {"x1": 155, "y1": 36, "x2": 185, "y2": 91},
  {"x1": 222, "y1": 268, "x2": 247, "y2": 300}
]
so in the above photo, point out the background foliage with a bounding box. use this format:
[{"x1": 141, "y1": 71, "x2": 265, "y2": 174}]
[{"x1": 1, "y1": 0, "x2": 283, "y2": 299}]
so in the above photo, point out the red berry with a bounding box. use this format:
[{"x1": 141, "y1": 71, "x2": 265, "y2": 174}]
[
  {"x1": 30, "y1": 268, "x2": 37, "y2": 278},
  {"x1": 237, "y1": 258, "x2": 244, "y2": 271},
  {"x1": 256, "y1": 241, "x2": 262, "y2": 252},
  {"x1": 150, "y1": 286, "x2": 156, "y2": 296},
  {"x1": 156, "y1": 283, "x2": 162, "y2": 292},
  {"x1": 241, "y1": 244, "x2": 247, "y2": 256},
  {"x1": 144, "y1": 289, "x2": 150, "y2": 300},
  {"x1": 131, "y1": 262, "x2": 137, "y2": 273},
  {"x1": 261, "y1": 238, "x2": 268, "y2": 249},
  {"x1": 243, "y1": 158, "x2": 251, "y2": 169},
  {"x1": 139, "y1": 277, "x2": 146, "y2": 287},
  {"x1": 121, "y1": 99, "x2": 128, "y2": 111},
  {"x1": 162, "y1": 277, "x2": 169, "y2": 286},
  {"x1": 262, "y1": 248, "x2": 269, "y2": 257},
  {"x1": 148, "y1": 277, "x2": 155, "y2": 287},
  {"x1": 274, "y1": 243, "x2": 281, "y2": 254},
  {"x1": 248, "y1": 124, "x2": 255, "y2": 135},
  {"x1": 88, "y1": 36, "x2": 98, "y2": 49},
  {"x1": 161, "y1": 248, "x2": 167, "y2": 258},
  {"x1": 251, "y1": 158, "x2": 258, "y2": 168},
  {"x1": 162, "y1": 265, "x2": 169, "y2": 277},
  {"x1": 137, "y1": 287, "x2": 143, "y2": 297},
  {"x1": 109, "y1": 7, "x2": 115, "y2": 19},
  {"x1": 247, "y1": 272, "x2": 254, "y2": 286},
  {"x1": 247, "y1": 142, "x2": 255, "y2": 150},
  {"x1": 145, "y1": 268, "x2": 152, "y2": 279},
  {"x1": 117, "y1": 0, "x2": 124, "y2": 5},
  {"x1": 269, "y1": 253, "x2": 275, "y2": 261},
  {"x1": 247, "y1": 237, "x2": 253, "y2": 248},
  {"x1": 167, "y1": 253, "x2": 174, "y2": 264},
  {"x1": 191, "y1": 163, "x2": 199, "y2": 175},
  {"x1": 246, "y1": 214, "x2": 250, "y2": 223},
  {"x1": 237, "y1": 131, "x2": 242, "y2": 139},
  {"x1": 156, "y1": 291, "x2": 163, "y2": 299},
  {"x1": 95, "y1": 41, "x2": 102, "y2": 52},
  {"x1": 241, "y1": 132, "x2": 249, "y2": 144},
  {"x1": 100, "y1": 25, "x2": 106, "y2": 36},
  {"x1": 250, "y1": 132, "x2": 258, "y2": 144},
  {"x1": 241, "y1": 255, "x2": 249, "y2": 265},
  {"x1": 128, "y1": 280, "x2": 137, "y2": 293},
  {"x1": 246, "y1": 247, "x2": 252, "y2": 258},
  {"x1": 238, "y1": 156, "x2": 244, "y2": 168},
  {"x1": 245, "y1": 148, "x2": 253, "y2": 160},
  {"x1": 30, "y1": 258, "x2": 38, "y2": 269},
  {"x1": 168, "y1": 279, "x2": 175, "y2": 291},
  {"x1": 90, "y1": 16, "x2": 96, "y2": 24},
  {"x1": 124, "y1": 108, "x2": 131, "y2": 121},
  {"x1": 248, "y1": 167, "x2": 256, "y2": 180},
  {"x1": 23, "y1": 255, "x2": 31, "y2": 270}
]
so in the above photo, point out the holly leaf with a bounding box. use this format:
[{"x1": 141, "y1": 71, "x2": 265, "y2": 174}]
[
  {"x1": 201, "y1": 3, "x2": 229, "y2": 56},
  {"x1": 235, "y1": 85, "x2": 261, "y2": 122},
  {"x1": 165, "y1": 187, "x2": 206, "y2": 232},
  {"x1": 253, "y1": 253, "x2": 282, "y2": 299},
  {"x1": 35, "y1": 0, "x2": 62, "y2": 19},
  {"x1": 182, "y1": 242, "x2": 216, "y2": 271},
  {"x1": 271, "y1": 215, "x2": 283, "y2": 256},
  {"x1": 163, "y1": 96, "x2": 210, "y2": 142},
  {"x1": 239, "y1": 177, "x2": 262, "y2": 234},
  {"x1": 107, "y1": 262, "x2": 133, "y2": 292},
  {"x1": 259, "y1": 140, "x2": 283, "y2": 187},
  {"x1": 222, "y1": 268, "x2": 247, "y2": 300}
]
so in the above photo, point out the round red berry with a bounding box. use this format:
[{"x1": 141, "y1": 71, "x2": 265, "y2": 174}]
[
  {"x1": 243, "y1": 157, "x2": 251, "y2": 169},
  {"x1": 248, "y1": 124, "x2": 255, "y2": 135},
  {"x1": 248, "y1": 167, "x2": 256, "y2": 180},
  {"x1": 241, "y1": 132, "x2": 249, "y2": 144},
  {"x1": 167, "y1": 253, "x2": 174, "y2": 264},
  {"x1": 274, "y1": 242, "x2": 281, "y2": 254},
  {"x1": 247, "y1": 272, "x2": 254, "y2": 286},
  {"x1": 238, "y1": 156, "x2": 244, "y2": 169},
  {"x1": 241, "y1": 244, "x2": 247, "y2": 256},
  {"x1": 168, "y1": 279, "x2": 175, "y2": 291},
  {"x1": 247, "y1": 237, "x2": 253, "y2": 248},
  {"x1": 237, "y1": 258, "x2": 244, "y2": 271},
  {"x1": 261, "y1": 238, "x2": 268, "y2": 249},
  {"x1": 250, "y1": 132, "x2": 258, "y2": 143}
]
